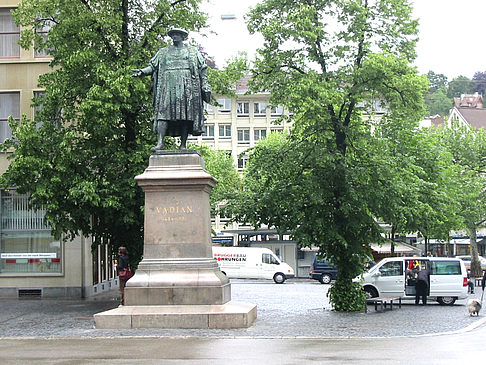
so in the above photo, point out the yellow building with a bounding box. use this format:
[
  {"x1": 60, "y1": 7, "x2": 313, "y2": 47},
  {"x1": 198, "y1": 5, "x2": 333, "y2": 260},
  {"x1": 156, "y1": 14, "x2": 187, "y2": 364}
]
[{"x1": 0, "y1": 1, "x2": 116, "y2": 298}]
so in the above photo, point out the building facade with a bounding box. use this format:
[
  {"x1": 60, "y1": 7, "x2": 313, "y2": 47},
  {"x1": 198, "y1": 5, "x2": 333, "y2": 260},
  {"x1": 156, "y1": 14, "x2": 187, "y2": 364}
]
[{"x1": 0, "y1": 1, "x2": 116, "y2": 298}]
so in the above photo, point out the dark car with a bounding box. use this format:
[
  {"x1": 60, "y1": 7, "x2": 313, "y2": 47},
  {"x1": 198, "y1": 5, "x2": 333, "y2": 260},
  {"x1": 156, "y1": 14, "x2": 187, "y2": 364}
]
[
  {"x1": 309, "y1": 255, "x2": 376, "y2": 284},
  {"x1": 309, "y1": 256, "x2": 338, "y2": 284}
]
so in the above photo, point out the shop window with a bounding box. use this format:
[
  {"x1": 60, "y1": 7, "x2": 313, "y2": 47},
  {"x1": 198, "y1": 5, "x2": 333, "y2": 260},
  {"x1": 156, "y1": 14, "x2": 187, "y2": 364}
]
[
  {"x1": 0, "y1": 8, "x2": 20, "y2": 58},
  {"x1": 0, "y1": 190, "x2": 61, "y2": 274}
]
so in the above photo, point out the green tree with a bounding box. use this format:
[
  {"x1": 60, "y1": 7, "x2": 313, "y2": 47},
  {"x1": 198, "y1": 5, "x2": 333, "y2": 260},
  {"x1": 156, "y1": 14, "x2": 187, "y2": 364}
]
[
  {"x1": 438, "y1": 124, "x2": 486, "y2": 277},
  {"x1": 424, "y1": 71, "x2": 451, "y2": 116},
  {"x1": 425, "y1": 87, "x2": 452, "y2": 116},
  {"x1": 373, "y1": 123, "x2": 458, "y2": 256},
  {"x1": 447, "y1": 75, "x2": 473, "y2": 98},
  {"x1": 194, "y1": 144, "x2": 241, "y2": 215},
  {"x1": 472, "y1": 71, "x2": 486, "y2": 96},
  {"x1": 226, "y1": 0, "x2": 428, "y2": 311},
  {"x1": 1, "y1": 0, "x2": 242, "y2": 264},
  {"x1": 426, "y1": 71, "x2": 448, "y2": 93}
]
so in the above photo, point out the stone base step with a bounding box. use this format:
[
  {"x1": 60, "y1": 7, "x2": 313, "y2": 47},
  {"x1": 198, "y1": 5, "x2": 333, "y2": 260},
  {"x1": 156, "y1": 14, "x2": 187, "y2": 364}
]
[{"x1": 94, "y1": 301, "x2": 257, "y2": 329}]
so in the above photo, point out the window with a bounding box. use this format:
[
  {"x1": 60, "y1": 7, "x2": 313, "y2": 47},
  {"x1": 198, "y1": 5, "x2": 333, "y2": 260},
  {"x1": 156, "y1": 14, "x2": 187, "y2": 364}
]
[
  {"x1": 204, "y1": 103, "x2": 214, "y2": 114},
  {"x1": 270, "y1": 105, "x2": 284, "y2": 117},
  {"x1": 237, "y1": 156, "x2": 248, "y2": 169},
  {"x1": 33, "y1": 91, "x2": 46, "y2": 128},
  {"x1": 0, "y1": 189, "x2": 61, "y2": 274},
  {"x1": 253, "y1": 102, "x2": 267, "y2": 117},
  {"x1": 0, "y1": 8, "x2": 20, "y2": 58},
  {"x1": 430, "y1": 261, "x2": 461, "y2": 275},
  {"x1": 34, "y1": 20, "x2": 53, "y2": 58},
  {"x1": 270, "y1": 128, "x2": 284, "y2": 134},
  {"x1": 254, "y1": 128, "x2": 266, "y2": 141},
  {"x1": 217, "y1": 98, "x2": 231, "y2": 113},
  {"x1": 262, "y1": 253, "x2": 279, "y2": 265},
  {"x1": 378, "y1": 261, "x2": 403, "y2": 277},
  {"x1": 237, "y1": 128, "x2": 250, "y2": 143},
  {"x1": 219, "y1": 124, "x2": 231, "y2": 139},
  {"x1": 237, "y1": 102, "x2": 249, "y2": 117},
  {"x1": 0, "y1": 92, "x2": 20, "y2": 143},
  {"x1": 203, "y1": 124, "x2": 214, "y2": 139}
]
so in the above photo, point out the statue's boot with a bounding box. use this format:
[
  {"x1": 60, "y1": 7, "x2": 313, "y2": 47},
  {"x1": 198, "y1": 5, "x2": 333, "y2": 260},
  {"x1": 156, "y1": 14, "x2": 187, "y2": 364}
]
[{"x1": 151, "y1": 131, "x2": 165, "y2": 152}]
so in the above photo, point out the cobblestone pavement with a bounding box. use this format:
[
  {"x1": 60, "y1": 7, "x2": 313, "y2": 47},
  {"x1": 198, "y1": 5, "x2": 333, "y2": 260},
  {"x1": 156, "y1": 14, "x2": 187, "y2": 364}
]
[{"x1": 0, "y1": 278, "x2": 484, "y2": 338}]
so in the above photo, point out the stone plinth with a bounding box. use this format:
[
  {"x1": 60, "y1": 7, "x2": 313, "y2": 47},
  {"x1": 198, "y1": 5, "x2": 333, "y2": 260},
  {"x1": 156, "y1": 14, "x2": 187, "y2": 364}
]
[
  {"x1": 94, "y1": 150, "x2": 256, "y2": 329},
  {"x1": 94, "y1": 301, "x2": 257, "y2": 329}
]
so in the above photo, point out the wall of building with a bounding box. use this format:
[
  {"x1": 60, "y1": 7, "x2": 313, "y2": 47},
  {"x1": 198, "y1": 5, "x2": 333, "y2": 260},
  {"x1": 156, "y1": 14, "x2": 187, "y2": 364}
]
[{"x1": 0, "y1": 1, "x2": 116, "y2": 298}]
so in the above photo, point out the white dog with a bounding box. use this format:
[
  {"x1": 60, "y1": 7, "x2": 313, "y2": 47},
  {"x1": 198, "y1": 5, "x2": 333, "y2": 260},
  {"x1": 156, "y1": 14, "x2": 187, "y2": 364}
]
[{"x1": 467, "y1": 299, "x2": 481, "y2": 316}]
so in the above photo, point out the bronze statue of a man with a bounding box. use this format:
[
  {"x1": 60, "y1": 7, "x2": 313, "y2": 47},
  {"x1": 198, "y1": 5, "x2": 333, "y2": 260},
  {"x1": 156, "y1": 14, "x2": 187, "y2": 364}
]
[{"x1": 133, "y1": 28, "x2": 211, "y2": 151}]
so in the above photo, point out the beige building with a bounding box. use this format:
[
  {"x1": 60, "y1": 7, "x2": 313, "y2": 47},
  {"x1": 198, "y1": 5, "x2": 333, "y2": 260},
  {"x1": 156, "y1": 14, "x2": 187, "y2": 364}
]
[
  {"x1": 0, "y1": 1, "x2": 116, "y2": 298},
  {"x1": 189, "y1": 76, "x2": 292, "y2": 234}
]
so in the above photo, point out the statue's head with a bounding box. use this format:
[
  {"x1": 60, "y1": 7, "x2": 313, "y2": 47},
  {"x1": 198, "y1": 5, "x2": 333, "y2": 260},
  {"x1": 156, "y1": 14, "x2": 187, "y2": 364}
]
[{"x1": 167, "y1": 28, "x2": 189, "y2": 40}]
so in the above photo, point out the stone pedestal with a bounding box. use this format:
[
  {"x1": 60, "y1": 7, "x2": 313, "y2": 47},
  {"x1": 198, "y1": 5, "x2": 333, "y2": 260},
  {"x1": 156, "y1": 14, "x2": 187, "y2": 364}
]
[{"x1": 94, "y1": 150, "x2": 256, "y2": 329}]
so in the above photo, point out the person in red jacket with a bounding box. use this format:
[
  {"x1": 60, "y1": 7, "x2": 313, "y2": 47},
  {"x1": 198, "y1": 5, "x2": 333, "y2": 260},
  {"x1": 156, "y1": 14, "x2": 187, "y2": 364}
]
[{"x1": 116, "y1": 247, "x2": 130, "y2": 305}]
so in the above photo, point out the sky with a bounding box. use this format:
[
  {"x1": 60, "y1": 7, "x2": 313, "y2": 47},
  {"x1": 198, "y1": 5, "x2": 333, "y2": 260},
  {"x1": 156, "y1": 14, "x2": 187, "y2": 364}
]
[{"x1": 194, "y1": 0, "x2": 486, "y2": 80}]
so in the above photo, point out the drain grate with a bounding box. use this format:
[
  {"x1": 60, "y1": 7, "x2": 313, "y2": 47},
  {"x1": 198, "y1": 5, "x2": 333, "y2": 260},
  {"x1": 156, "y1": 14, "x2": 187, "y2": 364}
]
[{"x1": 18, "y1": 289, "x2": 42, "y2": 299}]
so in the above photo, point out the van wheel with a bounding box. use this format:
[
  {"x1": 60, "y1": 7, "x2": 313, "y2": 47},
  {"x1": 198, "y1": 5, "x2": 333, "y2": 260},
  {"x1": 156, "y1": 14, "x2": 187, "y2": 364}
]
[
  {"x1": 273, "y1": 273, "x2": 286, "y2": 284},
  {"x1": 221, "y1": 271, "x2": 227, "y2": 276},
  {"x1": 319, "y1": 274, "x2": 332, "y2": 284},
  {"x1": 364, "y1": 286, "x2": 378, "y2": 299},
  {"x1": 437, "y1": 296, "x2": 456, "y2": 305}
]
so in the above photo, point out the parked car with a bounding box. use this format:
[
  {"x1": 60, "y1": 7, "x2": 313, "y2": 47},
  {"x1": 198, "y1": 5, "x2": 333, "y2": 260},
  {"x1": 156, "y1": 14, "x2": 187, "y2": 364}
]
[
  {"x1": 309, "y1": 256, "x2": 338, "y2": 284},
  {"x1": 455, "y1": 255, "x2": 486, "y2": 271},
  {"x1": 355, "y1": 256, "x2": 469, "y2": 305},
  {"x1": 309, "y1": 255, "x2": 376, "y2": 284}
]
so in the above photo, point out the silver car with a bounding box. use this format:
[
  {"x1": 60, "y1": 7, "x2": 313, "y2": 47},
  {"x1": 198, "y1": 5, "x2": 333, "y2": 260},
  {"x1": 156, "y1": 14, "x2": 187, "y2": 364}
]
[{"x1": 456, "y1": 255, "x2": 486, "y2": 271}]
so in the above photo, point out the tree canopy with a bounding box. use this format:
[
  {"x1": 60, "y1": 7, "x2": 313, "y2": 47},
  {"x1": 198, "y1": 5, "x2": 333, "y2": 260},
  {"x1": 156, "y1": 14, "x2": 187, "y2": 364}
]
[
  {"x1": 1, "y1": 0, "x2": 241, "y2": 263},
  {"x1": 224, "y1": 0, "x2": 428, "y2": 311},
  {"x1": 437, "y1": 124, "x2": 486, "y2": 276}
]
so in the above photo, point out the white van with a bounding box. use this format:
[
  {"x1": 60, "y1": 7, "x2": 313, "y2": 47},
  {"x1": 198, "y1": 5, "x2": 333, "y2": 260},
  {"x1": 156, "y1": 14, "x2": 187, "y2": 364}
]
[
  {"x1": 212, "y1": 246, "x2": 295, "y2": 284},
  {"x1": 357, "y1": 257, "x2": 468, "y2": 305}
]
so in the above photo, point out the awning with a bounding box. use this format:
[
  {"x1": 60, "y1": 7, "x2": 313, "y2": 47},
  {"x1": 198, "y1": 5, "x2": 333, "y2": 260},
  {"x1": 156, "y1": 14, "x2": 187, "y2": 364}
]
[
  {"x1": 370, "y1": 242, "x2": 421, "y2": 254},
  {"x1": 222, "y1": 229, "x2": 287, "y2": 235}
]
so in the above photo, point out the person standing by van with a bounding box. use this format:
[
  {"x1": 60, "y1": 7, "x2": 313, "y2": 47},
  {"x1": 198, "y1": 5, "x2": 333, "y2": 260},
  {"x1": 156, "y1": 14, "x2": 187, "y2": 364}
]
[{"x1": 415, "y1": 266, "x2": 430, "y2": 305}]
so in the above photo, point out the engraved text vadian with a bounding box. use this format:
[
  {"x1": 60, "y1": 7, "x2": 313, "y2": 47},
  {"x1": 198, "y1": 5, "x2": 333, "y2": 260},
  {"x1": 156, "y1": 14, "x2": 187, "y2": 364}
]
[{"x1": 154, "y1": 205, "x2": 194, "y2": 214}]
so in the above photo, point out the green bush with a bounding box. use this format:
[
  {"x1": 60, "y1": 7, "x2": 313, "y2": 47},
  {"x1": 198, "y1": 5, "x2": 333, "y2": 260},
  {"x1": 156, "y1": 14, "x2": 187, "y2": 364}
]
[{"x1": 327, "y1": 279, "x2": 366, "y2": 312}]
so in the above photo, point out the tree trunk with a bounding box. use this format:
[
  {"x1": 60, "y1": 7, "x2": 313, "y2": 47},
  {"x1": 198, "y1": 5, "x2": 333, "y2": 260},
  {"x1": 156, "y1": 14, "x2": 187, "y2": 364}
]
[{"x1": 467, "y1": 226, "x2": 482, "y2": 277}]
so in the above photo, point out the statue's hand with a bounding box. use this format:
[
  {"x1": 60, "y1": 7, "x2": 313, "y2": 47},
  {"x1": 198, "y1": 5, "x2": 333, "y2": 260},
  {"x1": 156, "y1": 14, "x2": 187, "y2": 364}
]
[
  {"x1": 131, "y1": 69, "x2": 143, "y2": 77},
  {"x1": 202, "y1": 90, "x2": 211, "y2": 103}
]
